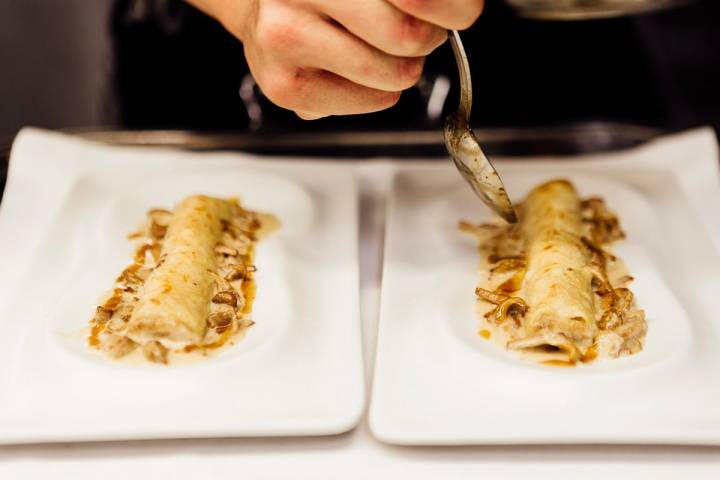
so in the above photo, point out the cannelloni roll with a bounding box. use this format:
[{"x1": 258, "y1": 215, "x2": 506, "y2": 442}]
[
  {"x1": 516, "y1": 181, "x2": 597, "y2": 357},
  {"x1": 126, "y1": 195, "x2": 233, "y2": 347},
  {"x1": 462, "y1": 179, "x2": 646, "y2": 365},
  {"x1": 88, "y1": 194, "x2": 278, "y2": 364}
]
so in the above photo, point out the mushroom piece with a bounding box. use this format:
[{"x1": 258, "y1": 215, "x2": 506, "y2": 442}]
[
  {"x1": 615, "y1": 275, "x2": 634, "y2": 287},
  {"x1": 225, "y1": 264, "x2": 257, "y2": 281},
  {"x1": 142, "y1": 340, "x2": 169, "y2": 364},
  {"x1": 582, "y1": 236, "x2": 615, "y2": 265},
  {"x1": 595, "y1": 331, "x2": 624, "y2": 358},
  {"x1": 92, "y1": 306, "x2": 112, "y2": 324},
  {"x1": 475, "y1": 287, "x2": 508, "y2": 305},
  {"x1": 148, "y1": 208, "x2": 173, "y2": 226},
  {"x1": 475, "y1": 288, "x2": 529, "y2": 325},
  {"x1": 487, "y1": 253, "x2": 526, "y2": 264},
  {"x1": 150, "y1": 222, "x2": 167, "y2": 239},
  {"x1": 226, "y1": 220, "x2": 259, "y2": 242},
  {"x1": 620, "y1": 338, "x2": 643, "y2": 356},
  {"x1": 117, "y1": 267, "x2": 145, "y2": 287},
  {"x1": 106, "y1": 315, "x2": 128, "y2": 333},
  {"x1": 215, "y1": 244, "x2": 239, "y2": 257},
  {"x1": 147, "y1": 210, "x2": 171, "y2": 239},
  {"x1": 209, "y1": 270, "x2": 234, "y2": 294},
  {"x1": 614, "y1": 312, "x2": 647, "y2": 339},
  {"x1": 212, "y1": 290, "x2": 238, "y2": 308},
  {"x1": 207, "y1": 305, "x2": 236, "y2": 332},
  {"x1": 493, "y1": 296, "x2": 529, "y2": 325},
  {"x1": 112, "y1": 302, "x2": 134, "y2": 323},
  {"x1": 458, "y1": 221, "x2": 501, "y2": 240},
  {"x1": 103, "y1": 334, "x2": 138, "y2": 359},
  {"x1": 598, "y1": 309, "x2": 623, "y2": 330},
  {"x1": 581, "y1": 197, "x2": 625, "y2": 243},
  {"x1": 614, "y1": 288, "x2": 634, "y2": 312}
]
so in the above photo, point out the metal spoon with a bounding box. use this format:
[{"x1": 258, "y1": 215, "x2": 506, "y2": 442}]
[{"x1": 443, "y1": 30, "x2": 517, "y2": 224}]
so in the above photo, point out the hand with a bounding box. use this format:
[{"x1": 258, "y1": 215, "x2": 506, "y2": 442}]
[{"x1": 188, "y1": 0, "x2": 484, "y2": 119}]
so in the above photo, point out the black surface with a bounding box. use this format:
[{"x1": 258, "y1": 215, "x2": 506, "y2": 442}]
[
  {"x1": 108, "y1": 0, "x2": 720, "y2": 134},
  {"x1": 1, "y1": 1, "x2": 719, "y2": 140}
]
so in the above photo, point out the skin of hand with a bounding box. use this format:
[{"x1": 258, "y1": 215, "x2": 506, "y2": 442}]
[{"x1": 187, "y1": 0, "x2": 484, "y2": 119}]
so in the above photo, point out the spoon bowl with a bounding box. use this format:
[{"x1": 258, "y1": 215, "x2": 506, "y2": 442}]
[{"x1": 443, "y1": 31, "x2": 517, "y2": 224}]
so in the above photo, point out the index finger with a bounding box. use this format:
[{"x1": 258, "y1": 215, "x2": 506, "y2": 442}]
[
  {"x1": 386, "y1": 0, "x2": 485, "y2": 30},
  {"x1": 311, "y1": 0, "x2": 446, "y2": 57}
]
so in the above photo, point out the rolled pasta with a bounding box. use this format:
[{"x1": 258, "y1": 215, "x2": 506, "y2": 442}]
[
  {"x1": 88, "y1": 194, "x2": 277, "y2": 364},
  {"x1": 126, "y1": 195, "x2": 233, "y2": 347},
  {"x1": 462, "y1": 179, "x2": 646, "y2": 365},
  {"x1": 517, "y1": 180, "x2": 597, "y2": 356}
]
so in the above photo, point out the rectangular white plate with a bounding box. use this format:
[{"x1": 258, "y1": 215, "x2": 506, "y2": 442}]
[
  {"x1": 370, "y1": 164, "x2": 720, "y2": 445},
  {"x1": 0, "y1": 133, "x2": 364, "y2": 444}
]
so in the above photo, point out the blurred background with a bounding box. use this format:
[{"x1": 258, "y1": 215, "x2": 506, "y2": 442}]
[{"x1": 1, "y1": 0, "x2": 719, "y2": 155}]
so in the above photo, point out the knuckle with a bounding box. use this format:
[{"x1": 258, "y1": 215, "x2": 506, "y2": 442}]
[
  {"x1": 260, "y1": 69, "x2": 307, "y2": 110},
  {"x1": 257, "y1": 17, "x2": 297, "y2": 50},
  {"x1": 394, "y1": 15, "x2": 440, "y2": 56},
  {"x1": 396, "y1": 57, "x2": 424, "y2": 88}
]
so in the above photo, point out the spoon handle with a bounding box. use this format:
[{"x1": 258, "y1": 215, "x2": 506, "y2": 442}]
[{"x1": 448, "y1": 30, "x2": 473, "y2": 124}]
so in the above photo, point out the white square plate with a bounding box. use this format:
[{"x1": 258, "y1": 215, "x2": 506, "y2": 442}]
[
  {"x1": 370, "y1": 164, "x2": 720, "y2": 445},
  {"x1": 0, "y1": 132, "x2": 364, "y2": 444}
]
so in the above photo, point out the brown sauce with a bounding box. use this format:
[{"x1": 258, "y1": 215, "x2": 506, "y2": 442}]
[
  {"x1": 88, "y1": 288, "x2": 125, "y2": 349},
  {"x1": 580, "y1": 345, "x2": 599, "y2": 363},
  {"x1": 88, "y1": 322, "x2": 105, "y2": 347},
  {"x1": 102, "y1": 288, "x2": 124, "y2": 310},
  {"x1": 241, "y1": 276, "x2": 257, "y2": 316}
]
